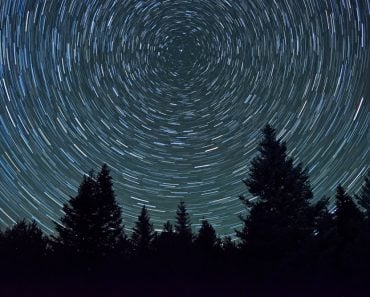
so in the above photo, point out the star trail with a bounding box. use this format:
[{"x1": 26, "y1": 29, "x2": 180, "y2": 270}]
[{"x1": 0, "y1": 0, "x2": 369, "y2": 236}]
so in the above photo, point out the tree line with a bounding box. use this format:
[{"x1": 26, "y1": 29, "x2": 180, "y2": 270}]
[{"x1": 0, "y1": 124, "x2": 369, "y2": 296}]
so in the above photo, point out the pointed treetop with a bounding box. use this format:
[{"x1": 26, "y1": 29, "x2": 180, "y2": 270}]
[
  {"x1": 245, "y1": 124, "x2": 312, "y2": 204},
  {"x1": 258, "y1": 123, "x2": 287, "y2": 157},
  {"x1": 262, "y1": 123, "x2": 276, "y2": 138},
  {"x1": 98, "y1": 164, "x2": 111, "y2": 180},
  {"x1": 335, "y1": 184, "x2": 363, "y2": 219},
  {"x1": 55, "y1": 165, "x2": 124, "y2": 258},
  {"x1": 162, "y1": 220, "x2": 174, "y2": 233},
  {"x1": 195, "y1": 219, "x2": 217, "y2": 249},
  {"x1": 336, "y1": 184, "x2": 346, "y2": 198},
  {"x1": 335, "y1": 184, "x2": 364, "y2": 241},
  {"x1": 236, "y1": 124, "x2": 314, "y2": 250},
  {"x1": 2, "y1": 219, "x2": 46, "y2": 259},
  {"x1": 131, "y1": 205, "x2": 155, "y2": 253},
  {"x1": 175, "y1": 200, "x2": 193, "y2": 245},
  {"x1": 335, "y1": 184, "x2": 359, "y2": 209},
  {"x1": 175, "y1": 200, "x2": 192, "y2": 234},
  {"x1": 97, "y1": 164, "x2": 114, "y2": 193},
  {"x1": 76, "y1": 173, "x2": 95, "y2": 197}
]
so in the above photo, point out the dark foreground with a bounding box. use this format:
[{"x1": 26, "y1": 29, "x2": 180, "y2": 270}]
[{"x1": 2, "y1": 276, "x2": 369, "y2": 297}]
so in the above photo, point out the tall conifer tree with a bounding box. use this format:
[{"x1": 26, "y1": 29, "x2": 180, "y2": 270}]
[
  {"x1": 195, "y1": 219, "x2": 217, "y2": 251},
  {"x1": 1, "y1": 220, "x2": 47, "y2": 262},
  {"x1": 324, "y1": 185, "x2": 365, "y2": 279},
  {"x1": 335, "y1": 185, "x2": 363, "y2": 243},
  {"x1": 131, "y1": 205, "x2": 155, "y2": 255},
  {"x1": 175, "y1": 200, "x2": 193, "y2": 244},
  {"x1": 236, "y1": 124, "x2": 315, "y2": 271},
  {"x1": 55, "y1": 165, "x2": 124, "y2": 259},
  {"x1": 96, "y1": 164, "x2": 125, "y2": 255},
  {"x1": 0, "y1": 220, "x2": 47, "y2": 278}
]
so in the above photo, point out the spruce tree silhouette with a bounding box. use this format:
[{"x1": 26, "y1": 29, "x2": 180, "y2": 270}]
[
  {"x1": 173, "y1": 200, "x2": 193, "y2": 277},
  {"x1": 220, "y1": 236, "x2": 238, "y2": 274},
  {"x1": 95, "y1": 164, "x2": 126, "y2": 256},
  {"x1": 307, "y1": 196, "x2": 334, "y2": 277},
  {"x1": 329, "y1": 185, "x2": 365, "y2": 281},
  {"x1": 131, "y1": 205, "x2": 155, "y2": 256},
  {"x1": 0, "y1": 220, "x2": 47, "y2": 279},
  {"x1": 163, "y1": 220, "x2": 174, "y2": 233},
  {"x1": 54, "y1": 172, "x2": 99, "y2": 261},
  {"x1": 221, "y1": 236, "x2": 236, "y2": 254},
  {"x1": 152, "y1": 220, "x2": 176, "y2": 278},
  {"x1": 236, "y1": 124, "x2": 316, "y2": 278},
  {"x1": 175, "y1": 200, "x2": 193, "y2": 245},
  {"x1": 335, "y1": 185, "x2": 364, "y2": 243},
  {"x1": 155, "y1": 220, "x2": 175, "y2": 252},
  {"x1": 194, "y1": 219, "x2": 220, "y2": 278},
  {"x1": 194, "y1": 219, "x2": 218, "y2": 252},
  {"x1": 54, "y1": 165, "x2": 124, "y2": 271}
]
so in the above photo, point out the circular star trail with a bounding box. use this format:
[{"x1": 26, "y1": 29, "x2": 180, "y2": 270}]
[{"x1": 0, "y1": 0, "x2": 369, "y2": 236}]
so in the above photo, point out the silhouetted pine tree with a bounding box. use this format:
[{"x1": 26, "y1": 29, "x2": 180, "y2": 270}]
[
  {"x1": 154, "y1": 220, "x2": 175, "y2": 252},
  {"x1": 172, "y1": 201, "x2": 194, "y2": 276},
  {"x1": 152, "y1": 220, "x2": 177, "y2": 276},
  {"x1": 163, "y1": 220, "x2": 174, "y2": 233},
  {"x1": 0, "y1": 220, "x2": 47, "y2": 278},
  {"x1": 55, "y1": 172, "x2": 99, "y2": 260},
  {"x1": 175, "y1": 200, "x2": 193, "y2": 245},
  {"x1": 54, "y1": 165, "x2": 124, "y2": 262},
  {"x1": 194, "y1": 219, "x2": 218, "y2": 252},
  {"x1": 221, "y1": 236, "x2": 236, "y2": 254},
  {"x1": 194, "y1": 219, "x2": 220, "y2": 277},
  {"x1": 221, "y1": 235, "x2": 238, "y2": 261},
  {"x1": 95, "y1": 164, "x2": 126, "y2": 255},
  {"x1": 307, "y1": 196, "x2": 336, "y2": 281},
  {"x1": 335, "y1": 185, "x2": 364, "y2": 242},
  {"x1": 131, "y1": 205, "x2": 155, "y2": 256},
  {"x1": 236, "y1": 124, "x2": 316, "y2": 276},
  {"x1": 329, "y1": 185, "x2": 365, "y2": 280}
]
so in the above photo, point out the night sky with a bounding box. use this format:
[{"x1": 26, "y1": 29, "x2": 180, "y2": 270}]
[{"x1": 0, "y1": 0, "x2": 369, "y2": 237}]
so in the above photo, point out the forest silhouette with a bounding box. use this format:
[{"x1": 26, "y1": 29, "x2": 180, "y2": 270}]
[{"x1": 0, "y1": 124, "x2": 369, "y2": 297}]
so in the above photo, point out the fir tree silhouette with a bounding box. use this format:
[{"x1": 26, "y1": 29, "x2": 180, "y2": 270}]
[
  {"x1": 329, "y1": 185, "x2": 365, "y2": 282},
  {"x1": 236, "y1": 124, "x2": 316, "y2": 278},
  {"x1": 194, "y1": 219, "x2": 218, "y2": 252},
  {"x1": 0, "y1": 220, "x2": 47, "y2": 278},
  {"x1": 131, "y1": 205, "x2": 155, "y2": 256},
  {"x1": 173, "y1": 200, "x2": 193, "y2": 277},
  {"x1": 335, "y1": 185, "x2": 364, "y2": 242},
  {"x1": 54, "y1": 165, "x2": 124, "y2": 267},
  {"x1": 194, "y1": 219, "x2": 220, "y2": 278},
  {"x1": 163, "y1": 220, "x2": 174, "y2": 233},
  {"x1": 95, "y1": 164, "x2": 126, "y2": 256},
  {"x1": 152, "y1": 220, "x2": 177, "y2": 278},
  {"x1": 221, "y1": 236, "x2": 236, "y2": 254},
  {"x1": 154, "y1": 220, "x2": 175, "y2": 252},
  {"x1": 175, "y1": 200, "x2": 193, "y2": 245},
  {"x1": 220, "y1": 235, "x2": 238, "y2": 273}
]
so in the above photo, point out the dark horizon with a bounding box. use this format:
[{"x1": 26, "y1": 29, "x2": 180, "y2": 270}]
[{"x1": 0, "y1": 124, "x2": 369, "y2": 297}]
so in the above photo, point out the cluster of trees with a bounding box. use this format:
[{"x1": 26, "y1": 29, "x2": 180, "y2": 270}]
[{"x1": 0, "y1": 125, "x2": 369, "y2": 296}]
